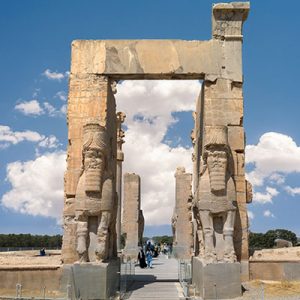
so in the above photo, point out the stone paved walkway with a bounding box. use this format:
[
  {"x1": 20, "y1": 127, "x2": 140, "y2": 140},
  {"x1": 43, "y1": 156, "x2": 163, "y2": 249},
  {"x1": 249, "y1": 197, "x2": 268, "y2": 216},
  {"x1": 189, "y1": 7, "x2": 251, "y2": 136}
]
[{"x1": 125, "y1": 255, "x2": 184, "y2": 300}]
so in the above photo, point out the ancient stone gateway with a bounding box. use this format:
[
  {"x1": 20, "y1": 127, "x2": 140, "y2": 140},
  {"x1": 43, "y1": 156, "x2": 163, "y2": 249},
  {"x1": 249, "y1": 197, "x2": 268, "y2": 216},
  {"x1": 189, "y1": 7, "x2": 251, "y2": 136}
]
[{"x1": 62, "y1": 2, "x2": 251, "y2": 299}]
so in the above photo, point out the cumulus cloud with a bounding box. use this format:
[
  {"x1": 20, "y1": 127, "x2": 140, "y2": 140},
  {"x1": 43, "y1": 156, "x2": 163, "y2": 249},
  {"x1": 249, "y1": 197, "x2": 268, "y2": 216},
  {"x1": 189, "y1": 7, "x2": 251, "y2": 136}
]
[
  {"x1": 253, "y1": 186, "x2": 279, "y2": 204},
  {"x1": 15, "y1": 100, "x2": 44, "y2": 116},
  {"x1": 1, "y1": 151, "x2": 66, "y2": 222},
  {"x1": 0, "y1": 125, "x2": 60, "y2": 151},
  {"x1": 15, "y1": 100, "x2": 66, "y2": 117},
  {"x1": 285, "y1": 186, "x2": 300, "y2": 196},
  {"x1": 246, "y1": 132, "x2": 300, "y2": 187},
  {"x1": 263, "y1": 210, "x2": 275, "y2": 218},
  {"x1": 246, "y1": 132, "x2": 300, "y2": 208},
  {"x1": 116, "y1": 80, "x2": 201, "y2": 225},
  {"x1": 42, "y1": 69, "x2": 69, "y2": 81},
  {"x1": 55, "y1": 91, "x2": 67, "y2": 101},
  {"x1": 38, "y1": 135, "x2": 60, "y2": 149}
]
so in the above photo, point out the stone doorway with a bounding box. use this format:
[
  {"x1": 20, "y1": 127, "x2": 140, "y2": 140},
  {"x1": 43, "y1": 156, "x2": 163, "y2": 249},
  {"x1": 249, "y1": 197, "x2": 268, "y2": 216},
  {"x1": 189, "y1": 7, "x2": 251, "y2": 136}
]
[
  {"x1": 61, "y1": 3, "x2": 250, "y2": 299},
  {"x1": 115, "y1": 79, "x2": 201, "y2": 255}
]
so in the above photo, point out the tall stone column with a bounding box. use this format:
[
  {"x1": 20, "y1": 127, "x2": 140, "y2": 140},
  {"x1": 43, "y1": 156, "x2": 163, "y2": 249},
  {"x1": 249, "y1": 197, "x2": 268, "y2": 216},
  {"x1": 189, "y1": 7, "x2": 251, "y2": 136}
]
[
  {"x1": 192, "y1": 3, "x2": 251, "y2": 299},
  {"x1": 116, "y1": 112, "x2": 126, "y2": 252},
  {"x1": 122, "y1": 173, "x2": 143, "y2": 260},
  {"x1": 172, "y1": 167, "x2": 193, "y2": 259}
]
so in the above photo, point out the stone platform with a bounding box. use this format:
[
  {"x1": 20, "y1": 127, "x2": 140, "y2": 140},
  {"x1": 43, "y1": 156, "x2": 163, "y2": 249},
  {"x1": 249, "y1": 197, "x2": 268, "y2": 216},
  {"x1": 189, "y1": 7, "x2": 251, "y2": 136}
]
[
  {"x1": 192, "y1": 257, "x2": 241, "y2": 299},
  {"x1": 62, "y1": 259, "x2": 120, "y2": 300},
  {"x1": 0, "y1": 250, "x2": 64, "y2": 298}
]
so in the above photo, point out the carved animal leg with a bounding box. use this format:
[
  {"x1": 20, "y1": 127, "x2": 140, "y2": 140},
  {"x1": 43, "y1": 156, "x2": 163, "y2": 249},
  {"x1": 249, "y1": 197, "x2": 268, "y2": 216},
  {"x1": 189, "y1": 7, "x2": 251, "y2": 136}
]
[
  {"x1": 199, "y1": 210, "x2": 216, "y2": 263},
  {"x1": 76, "y1": 221, "x2": 88, "y2": 262},
  {"x1": 95, "y1": 211, "x2": 111, "y2": 261},
  {"x1": 223, "y1": 210, "x2": 237, "y2": 263}
]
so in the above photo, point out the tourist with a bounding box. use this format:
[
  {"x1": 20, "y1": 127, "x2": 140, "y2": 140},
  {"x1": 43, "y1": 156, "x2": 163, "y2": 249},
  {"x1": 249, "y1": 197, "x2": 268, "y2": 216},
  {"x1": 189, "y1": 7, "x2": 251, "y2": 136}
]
[
  {"x1": 146, "y1": 250, "x2": 153, "y2": 268},
  {"x1": 137, "y1": 248, "x2": 147, "y2": 268}
]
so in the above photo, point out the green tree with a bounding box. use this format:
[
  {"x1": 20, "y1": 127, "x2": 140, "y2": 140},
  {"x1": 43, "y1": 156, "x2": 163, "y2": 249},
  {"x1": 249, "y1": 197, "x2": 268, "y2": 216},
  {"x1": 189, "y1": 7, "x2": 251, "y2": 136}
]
[{"x1": 249, "y1": 229, "x2": 298, "y2": 255}]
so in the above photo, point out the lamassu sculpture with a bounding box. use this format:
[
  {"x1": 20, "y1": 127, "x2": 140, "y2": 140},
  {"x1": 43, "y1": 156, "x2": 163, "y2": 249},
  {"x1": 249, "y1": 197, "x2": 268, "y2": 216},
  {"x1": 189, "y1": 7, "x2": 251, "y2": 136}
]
[
  {"x1": 74, "y1": 119, "x2": 115, "y2": 262},
  {"x1": 195, "y1": 125, "x2": 237, "y2": 264}
]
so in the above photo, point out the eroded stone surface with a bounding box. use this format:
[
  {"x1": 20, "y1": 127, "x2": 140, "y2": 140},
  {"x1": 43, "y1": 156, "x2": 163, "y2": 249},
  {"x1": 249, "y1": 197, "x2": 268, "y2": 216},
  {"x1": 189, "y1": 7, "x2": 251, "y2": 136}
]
[
  {"x1": 172, "y1": 167, "x2": 193, "y2": 259},
  {"x1": 122, "y1": 173, "x2": 143, "y2": 260}
]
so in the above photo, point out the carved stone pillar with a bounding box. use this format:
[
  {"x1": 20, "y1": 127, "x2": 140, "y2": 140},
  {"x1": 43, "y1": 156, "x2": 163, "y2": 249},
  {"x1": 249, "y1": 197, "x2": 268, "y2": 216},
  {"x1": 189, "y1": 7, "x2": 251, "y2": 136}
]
[
  {"x1": 116, "y1": 111, "x2": 126, "y2": 252},
  {"x1": 172, "y1": 167, "x2": 193, "y2": 259},
  {"x1": 192, "y1": 3, "x2": 250, "y2": 298},
  {"x1": 122, "y1": 173, "x2": 142, "y2": 260}
]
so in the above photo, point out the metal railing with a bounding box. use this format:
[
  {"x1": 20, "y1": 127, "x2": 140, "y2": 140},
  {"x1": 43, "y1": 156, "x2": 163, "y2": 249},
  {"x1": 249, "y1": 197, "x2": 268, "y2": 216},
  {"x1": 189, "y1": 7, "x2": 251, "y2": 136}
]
[
  {"x1": 178, "y1": 259, "x2": 192, "y2": 298},
  {"x1": 119, "y1": 257, "x2": 135, "y2": 299}
]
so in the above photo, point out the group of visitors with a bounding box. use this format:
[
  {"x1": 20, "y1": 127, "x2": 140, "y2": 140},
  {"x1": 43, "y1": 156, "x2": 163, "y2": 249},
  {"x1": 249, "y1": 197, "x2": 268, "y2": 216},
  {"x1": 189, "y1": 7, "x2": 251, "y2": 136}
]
[
  {"x1": 137, "y1": 241, "x2": 153, "y2": 268},
  {"x1": 137, "y1": 240, "x2": 173, "y2": 268}
]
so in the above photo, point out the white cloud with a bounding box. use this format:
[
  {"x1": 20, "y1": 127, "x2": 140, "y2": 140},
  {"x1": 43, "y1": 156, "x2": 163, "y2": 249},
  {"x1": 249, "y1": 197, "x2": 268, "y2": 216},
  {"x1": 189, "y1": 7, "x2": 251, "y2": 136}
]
[
  {"x1": 246, "y1": 132, "x2": 300, "y2": 187},
  {"x1": 55, "y1": 91, "x2": 67, "y2": 101},
  {"x1": 269, "y1": 173, "x2": 285, "y2": 185},
  {"x1": 38, "y1": 135, "x2": 60, "y2": 149},
  {"x1": 0, "y1": 125, "x2": 43, "y2": 145},
  {"x1": 248, "y1": 210, "x2": 254, "y2": 220},
  {"x1": 42, "y1": 69, "x2": 68, "y2": 81},
  {"x1": 0, "y1": 125, "x2": 60, "y2": 150},
  {"x1": 285, "y1": 186, "x2": 300, "y2": 196},
  {"x1": 15, "y1": 100, "x2": 44, "y2": 116},
  {"x1": 15, "y1": 99, "x2": 66, "y2": 118},
  {"x1": 253, "y1": 186, "x2": 279, "y2": 204},
  {"x1": 116, "y1": 80, "x2": 201, "y2": 225},
  {"x1": 43, "y1": 102, "x2": 56, "y2": 115},
  {"x1": 1, "y1": 151, "x2": 66, "y2": 222},
  {"x1": 263, "y1": 210, "x2": 275, "y2": 218}
]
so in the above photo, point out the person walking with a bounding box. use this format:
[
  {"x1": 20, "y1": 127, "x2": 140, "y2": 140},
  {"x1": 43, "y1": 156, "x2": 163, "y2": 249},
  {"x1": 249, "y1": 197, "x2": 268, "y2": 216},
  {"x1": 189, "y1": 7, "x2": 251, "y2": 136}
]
[
  {"x1": 137, "y1": 248, "x2": 147, "y2": 268},
  {"x1": 146, "y1": 249, "x2": 153, "y2": 268}
]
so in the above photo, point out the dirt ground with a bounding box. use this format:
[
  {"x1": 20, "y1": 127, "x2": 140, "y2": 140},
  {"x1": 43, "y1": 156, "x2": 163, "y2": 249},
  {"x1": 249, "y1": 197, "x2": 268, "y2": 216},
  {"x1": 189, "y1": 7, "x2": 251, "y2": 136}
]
[
  {"x1": 0, "y1": 250, "x2": 62, "y2": 266},
  {"x1": 237, "y1": 280, "x2": 300, "y2": 299}
]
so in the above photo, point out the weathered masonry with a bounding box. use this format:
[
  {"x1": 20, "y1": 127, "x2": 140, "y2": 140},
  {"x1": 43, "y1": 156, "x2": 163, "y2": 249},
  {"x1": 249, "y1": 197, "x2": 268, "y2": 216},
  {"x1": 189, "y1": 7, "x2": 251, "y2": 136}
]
[{"x1": 61, "y1": 2, "x2": 251, "y2": 299}]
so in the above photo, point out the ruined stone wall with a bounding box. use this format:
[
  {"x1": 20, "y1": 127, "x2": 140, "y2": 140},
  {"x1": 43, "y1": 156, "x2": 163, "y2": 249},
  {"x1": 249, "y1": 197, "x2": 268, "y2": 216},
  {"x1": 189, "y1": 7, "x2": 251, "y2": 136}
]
[{"x1": 122, "y1": 173, "x2": 142, "y2": 259}]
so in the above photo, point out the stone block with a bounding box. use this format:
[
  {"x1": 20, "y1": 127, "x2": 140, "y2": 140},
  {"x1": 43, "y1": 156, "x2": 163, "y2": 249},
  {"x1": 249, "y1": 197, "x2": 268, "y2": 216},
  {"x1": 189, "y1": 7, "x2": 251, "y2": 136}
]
[
  {"x1": 192, "y1": 257, "x2": 241, "y2": 299},
  {"x1": 65, "y1": 169, "x2": 81, "y2": 197},
  {"x1": 61, "y1": 260, "x2": 120, "y2": 300},
  {"x1": 204, "y1": 98, "x2": 243, "y2": 126},
  {"x1": 204, "y1": 79, "x2": 243, "y2": 99},
  {"x1": 68, "y1": 39, "x2": 252, "y2": 82},
  {"x1": 228, "y1": 126, "x2": 244, "y2": 151}
]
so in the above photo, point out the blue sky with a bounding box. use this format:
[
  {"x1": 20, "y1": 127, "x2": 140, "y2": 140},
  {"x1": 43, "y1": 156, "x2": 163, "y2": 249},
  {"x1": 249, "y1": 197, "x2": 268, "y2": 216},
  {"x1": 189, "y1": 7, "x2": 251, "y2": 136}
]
[{"x1": 0, "y1": 0, "x2": 300, "y2": 237}]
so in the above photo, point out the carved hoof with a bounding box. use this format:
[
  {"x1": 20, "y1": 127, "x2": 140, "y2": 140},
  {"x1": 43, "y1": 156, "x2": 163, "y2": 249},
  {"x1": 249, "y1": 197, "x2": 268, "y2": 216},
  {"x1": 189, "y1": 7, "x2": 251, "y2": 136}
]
[
  {"x1": 76, "y1": 245, "x2": 87, "y2": 256},
  {"x1": 223, "y1": 251, "x2": 237, "y2": 263},
  {"x1": 76, "y1": 254, "x2": 88, "y2": 263},
  {"x1": 95, "y1": 244, "x2": 106, "y2": 260},
  {"x1": 204, "y1": 252, "x2": 217, "y2": 264}
]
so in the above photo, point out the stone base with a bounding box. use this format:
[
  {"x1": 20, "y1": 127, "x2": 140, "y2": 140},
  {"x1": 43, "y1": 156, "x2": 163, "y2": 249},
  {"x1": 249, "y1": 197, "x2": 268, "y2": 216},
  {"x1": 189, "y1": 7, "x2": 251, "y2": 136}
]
[
  {"x1": 192, "y1": 257, "x2": 241, "y2": 299},
  {"x1": 123, "y1": 247, "x2": 139, "y2": 261},
  {"x1": 62, "y1": 259, "x2": 120, "y2": 300},
  {"x1": 173, "y1": 245, "x2": 191, "y2": 260}
]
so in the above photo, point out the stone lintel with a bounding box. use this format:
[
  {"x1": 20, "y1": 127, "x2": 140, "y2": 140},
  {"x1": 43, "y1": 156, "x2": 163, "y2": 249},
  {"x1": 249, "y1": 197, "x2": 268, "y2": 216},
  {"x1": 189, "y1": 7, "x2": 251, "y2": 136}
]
[{"x1": 70, "y1": 39, "x2": 245, "y2": 82}]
